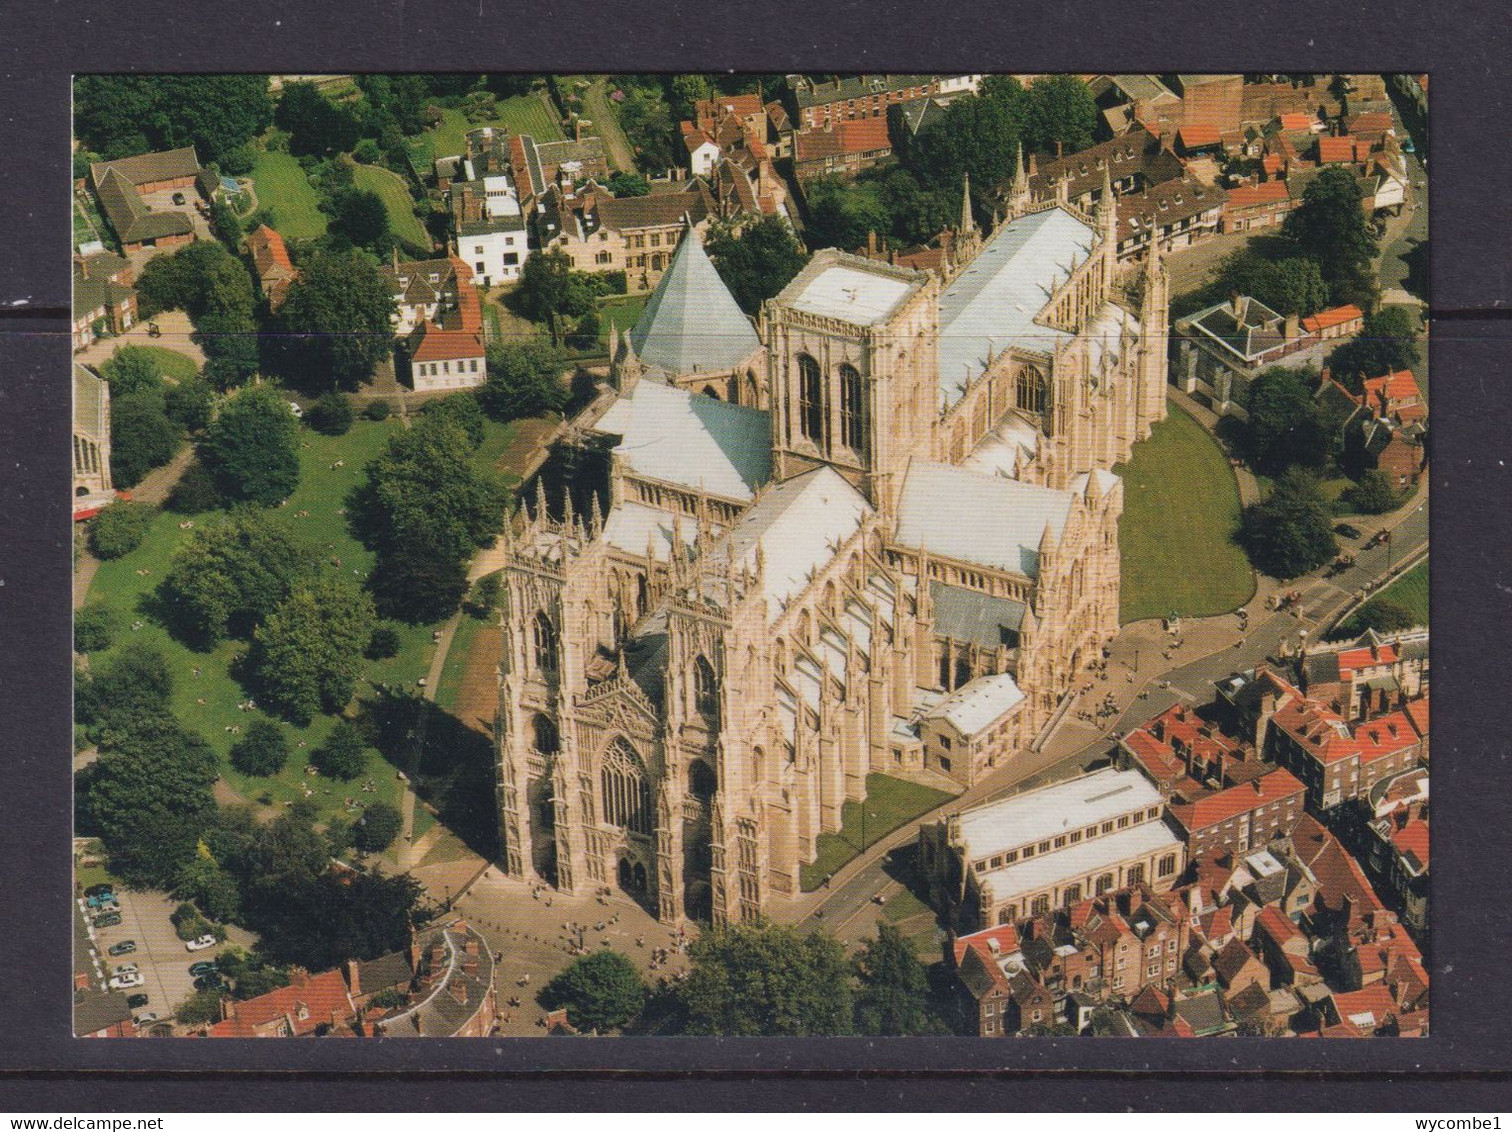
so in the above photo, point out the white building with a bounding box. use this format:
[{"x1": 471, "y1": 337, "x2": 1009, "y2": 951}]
[{"x1": 451, "y1": 172, "x2": 531, "y2": 286}]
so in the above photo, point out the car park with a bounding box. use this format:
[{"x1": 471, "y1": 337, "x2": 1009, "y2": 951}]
[
  {"x1": 86, "y1": 893, "x2": 119, "y2": 910},
  {"x1": 112, "y1": 963, "x2": 140, "y2": 977},
  {"x1": 108, "y1": 940, "x2": 137, "y2": 957},
  {"x1": 108, "y1": 972, "x2": 144, "y2": 990},
  {"x1": 185, "y1": 934, "x2": 217, "y2": 952},
  {"x1": 188, "y1": 961, "x2": 218, "y2": 978},
  {"x1": 94, "y1": 911, "x2": 122, "y2": 928},
  {"x1": 127, "y1": 993, "x2": 150, "y2": 1010}
]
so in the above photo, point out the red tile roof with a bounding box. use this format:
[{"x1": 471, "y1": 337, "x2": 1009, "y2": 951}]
[
  {"x1": 1261, "y1": 153, "x2": 1285, "y2": 176},
  {"x1": 1301, "y1": 304, "x2": 1364, "y2": 334},
  {"x1": 1353, "y1": 710, "x2": 1421, "y2": 765},
  {"x1": 410, "y1": 324, "x2": 484, "y2": 363},
  {"x1": 1391, "y1": 818, "x2": 1429, "y2": 868},
  {"x1": 1336, "y1": 642, "x2": 1400, "y2": 676},
  {"x1": 207, "y1": 968, "x2": 355, "y2": 1038},
  {"x1": 1226, "y1": 180, "x2": 1290, "y2": 211},
  {"x1": 1404, "y1": 696, "x2": 1429, "y2": 739},
  {"x1": 1179, "y1": 124, "x2": 1222, "y2": 148},
  {"x1": 1317, "y1": 135, "x2": 1361, "y2": 164},
  {"x1": 1280, "y1": 112, "x2": 1316, "y2": 132},
  {"x1": 1170, "y1": 768, "x2": 1305, "y2": 834},
  {"x1": 1332, "y1": 985, "x2": 1398, "y2": 1032},
  {"x1": 1272, "y1": 697, "x2": 1360, "y2": 765},
  {"x1": 952, "y1": 923, "x2": 1020, "y2": 967},
  {"x1": 1361, "y1": 369, "x2": 1421, "y2": 405},
  {"x1": 1255, "y1": 905, "x2": 1305, "y2": 950}
]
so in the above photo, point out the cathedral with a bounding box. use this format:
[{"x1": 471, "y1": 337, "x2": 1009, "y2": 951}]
[{"x1": 493, "y1": 169, "x2": 1170, "y2": 925}]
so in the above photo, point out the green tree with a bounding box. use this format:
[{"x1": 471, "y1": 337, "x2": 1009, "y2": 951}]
[
  {"x1": 471, "y1": 573, "x2": 501, "y2": 618},
  {"x1": 230, "y1": 718, "x2": 292, "y2": 776},
  {"x1": 1324, "y1": 307, "x2": 1422, "y2": 394},
  {"x1": 100, "y1": 346, "x2": 166, "y2": 399},
  {"x1": 479, "y1": 342, "x2": 568, "y2": 420},
  {"x1": 352, "y1": 800, "x2": 403, "y2": 853},
  {"x1": 198, "y1": 383, "x2": 301, "y2": 506},
  {"x1": 541, "y1": 950, "x2": 648, "y2": 1033},
  {"x1": 109, "y1": 390, "x2": 183, "y2": 488},
  {"x1": 312, "y1": 719, "x2": 369, "y2": 780},
  {"x1": 418, "y1": 391, "x2": 486, "y2": 446},
  {"x1": 1246, "y1": 366, "x2": 1330, "y2": 475},
  {"x1": 1215, "y1": 250, "x2": 1331, "y2": 318},
  {"x1": 852, "y1": 922, "x2": 939, "y2": 1036},
  {"x1": 607, "y1": 171, "x2": 651, "y2": 198},
  {"x1": 1025, "y1": 75, "x2": 1098, "y2": 155},
  {"x1": 1338, "y1": 596, "x2": 1420, "y2": 637},
  {"x1": 195, "y1": 309, "x2": 262, "y2": 390},
  {"x1": 209, "y1": 197, "x2": 244, "y2": 249},
  {"x1": 706, "y1": 216, "x2": 810, "y2": 314},
  {"x1": 246, "y1": 869, "x2": 423, "y2": 972},
  {"x1": 82, "y1": 716, "x2": 218, "y2": 889},
  {"x1": 135, "y1": 241, "x2": 257, "y2": 322},
  {"x1": 165, "y1": 378, "x2": 216, "y2": 433},
  {"x1": 74, "y1": 643, "x2": 175, "y2": 744},
  {"x1": 74, "y1": 75, "x2": 272, "y2": 165},
  {"x1": 330, "y1": 187, "x2": 390, "y2": 252},
  {"x1": 88, "y1": 500, "x2": 155, "y2": 560},
  {"x1": 365, "y1": 538, "x2": 471, "y2": 624},
  {"x1": 166, "y1": 462, "x2": 223, "y2": 514},
  {"x1": 668, "y1": 74, "x2": 712, "y2": 121},
  {"x1": 1281, "y1": 166, "x2": 1380, "y2": 308},
  {"x1": 276, "y1": 82, "x2": 362, "y2": 157},
  {"x1": 619, "y1": 87, "x2": 676, "y2": 172},
  {"x1": 230, "y1": 965, "x2": 292, "y2": 1000},
  {"x1": 1239, "y1": 469, "x2": 1339, "y2": 579},
  {"x1": 253, "y1": 576, "x2": 375, "y2": 724},
  {"x1": 175, "y1": 988, "x2": 226, "y2": 1026},
  {"x1": 173, "y1": 855, "x2": 242, "y2": 923},
  {"x1": 803, "y1": 177, "x2": 891, "y2": 253},
  {"x1": 160, "y1": 509, "x2": 319, "y2": 645},
  {"x1": 365, "y1": 624, "x2": 402, "y2": 659},
  {"x1": 306, "y1": 391, "x2": 355, "y2": 436},
  {"x1": 1343, "y1": 468, "x2": 1404, "y2": 515},
  {"x1": 676, "y1": 921, "x2": 854, "y2": 1036},
  {"x1": 74, "y1": 605, "x2": 118, "y2": 654},
  {"x1": 515, "y1": 249, "x2": 580, "y2": 345},
  {"x1": 274, "y1": 249, "x2": 396, "y2": 390},
  {"x1": 906, "y1": 91, "x2": 1022, "y2": 205}
]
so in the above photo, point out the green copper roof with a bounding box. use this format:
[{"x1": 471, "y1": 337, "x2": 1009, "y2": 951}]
[{"x1": 628, "y1": 226, "x2": 761, "y2": 376}]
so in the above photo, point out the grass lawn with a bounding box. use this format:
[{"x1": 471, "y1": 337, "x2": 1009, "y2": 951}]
[
  {"x1": 136, "y1": 346, "x2": 199, "y2": 383},
  {"x1": 351, "y1": 163, "x2": 432, "y2": 252},
  {"x1": 435, "y1": 609, "x2": 485, "y2": 713},
  {"x1": 799, "y1": 774, "x2": 956, "y2": 892},
  {"x1": 250, "y1": 150, "x2": 328, "y2": 240},
  {"x1": 881, "y1": 887, "x2": 932, "y2": 924},
  {"x1": 597, "y1": 294, "x2": 648, "y2": 347},
  {"x1": 1334, "y1": 559, "x2": 1429, "y2": 638},
  {"x1": 413, "y1": 97, "x2": 563, "y2": 166},
  {"x1": 1113, "y1": 404, "x2": 1255, "y2": 624}
]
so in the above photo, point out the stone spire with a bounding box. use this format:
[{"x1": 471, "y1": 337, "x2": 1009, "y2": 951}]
[
  {"x1": 960, "y1": 171, "x2": 973, "y2": 233},
  {"x1": 1011, "y1": 140, "x2": 1030, "y2": 216}
]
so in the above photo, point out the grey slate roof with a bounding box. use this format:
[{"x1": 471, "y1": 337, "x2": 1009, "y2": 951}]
[
  {"x1": 930, "y1": 581, "x2": 1026, "y2": 648},
  {"x1": 937, "y1": 206, "x2": 1094, "y2": 406},
  {"x1": 628, "y1": 226, "x2": 761, "y2": 375}
]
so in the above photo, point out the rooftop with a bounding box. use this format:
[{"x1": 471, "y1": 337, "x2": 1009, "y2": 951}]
[
  {"x1": 957, "y1": 766, "x2": 1165, "y2": 860},
  {"x1": 628, "y1": 226, "x2": 762, "y2": 375},
  {"x1": 925, "y1": 673, "x2": 1026, "y2": 737},
  {"x1": 784, "y1": 260, "x2": 920, "y2": 327},
  {"x1": 977, "y1": 817, "x2": 1181, "y2": 900}
]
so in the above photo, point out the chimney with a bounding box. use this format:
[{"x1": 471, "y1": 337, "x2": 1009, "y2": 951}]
[
  {"x1": 1252, "y1": 779, "x2": 1263, "y2": 794},
  {"x1": 347, "y1": 959, "x2": 362, "y2": 998},
  {"x1": 1284, "y1": 313, "x2": 1300, "y2": 341},
  {"x1": 78, "y1": 256, "x2": 89, "y2": 280},
  {"x1": 1230, "y1": 292, "x2": 1243, "y2": 318}
]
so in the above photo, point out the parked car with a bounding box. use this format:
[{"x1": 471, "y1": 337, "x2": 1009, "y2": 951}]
[
  {"x1": 94, "y1": 912, "x2": 122, "y2": 928},
  {"x1": 86, "y1": 893, "x2": 119, "y2": 910},
  {"x1": 188, "y1": 961, "x2": 219, "y2": 978},
  {"x1": 171, "y1": 192, "x2": 186, "y2": 206},
  {"x1": 185, "y1": 934, "x2": 217, "y2": 952},
  {"x1": 1334, "y1": 523, "x2": 1364, "y2": 539},
  {"x1": 193, "y1": 974, "x2": 225, "y2": 992},
  {"x1": 108, "y1": 972, "x2": 144, "y2": 990},
  {"x1": 112, "y1": 963, "x2": 140, "y2": 977},
  {"x1": 126, "y1": 993, "x2": 150, "y2": 1010},
  {"x1": 84, "y1": 883, "x2": 114, "y2": 898},
  {"x1": 107, "y1": 941, "x2": 137, "y2": 957},
  {"x1": 133, "y1": 1011, "x2": 160, "y2": 1028}
]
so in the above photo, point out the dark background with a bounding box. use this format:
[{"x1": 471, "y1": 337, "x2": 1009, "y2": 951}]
[{"x1": 2, "y1": 0, "x2": 1509, "y2": 1110}]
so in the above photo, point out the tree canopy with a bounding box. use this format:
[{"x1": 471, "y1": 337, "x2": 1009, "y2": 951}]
[
  {"x1": 1343, "y1": 468, "x2": 1405, "y2": 515},
  {"x1": 676, "y1": 921, "x2": 854, "y2": 1036},
  {"x1": 479, "y1": 342, "x2": 569, "y2": 421},
  {"x1": 275, "y1": 82, "x2": 363, "y2": 158},
  {"x1": 1024, "y1": 75, "x2": 1099, "y2": 156},
  {"x1": 109, "y1": 389, "x2": 183, "y2": 489},
  {"x1": 706, "y1": 216, "x2": 810, "y2": 315},
  {"x1": 541, "y1": 950, "x2": 648, "y2": 1033},
  {"x1": 329, "y1": 187, "x2": 390, "y2": 253},
  {"x1": 198, "y1": 383, "x2": 302, "y2": 506},
  {"x1": 852, "y1": 923, "x2": 940, "y2": 1036},
  {"x1": 1246, "y1": 366, "x2": 1332, "y2": 476},
  {"x1": 1281, "y1": 166, "x2": 1380, "y2": 309},
  {"x1": 88, "y1": 500, "x2": 155, "y2": 560},
  {"x1": 1324, "y1": 306, "x2": 1421, "y2": 394},
  {"x1": 1239, "y1": 469, "x2": 1339, "y2": 579},
  {"x1": 274, "y1": 249, "x2": 396, "y2": 391},
  {"x1": 248, "y1": 870, "x2": 424, "y2": 972},
  {"x1": 100, "y1": 346, "x2": 169, "y2": 399},
  {"x1": 311, "y1": 719, "x2": 370, "y2": 781},
  {"x1": 352, "y1": 800, "x2": 402, "y2": 853},
  {"x1": 74, "y1": 74, "x2": 272, "y2": 165},
  {"x1": 229, "y1": 717, "x2": 292, "y2": 777},
  {"x1": 252, "y1": 576, "x2": 375, "y2": 725}
]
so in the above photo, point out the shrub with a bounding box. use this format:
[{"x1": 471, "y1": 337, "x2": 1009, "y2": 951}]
[
  {"x1": 88, "y1": 501, "x2": 154, "y2": 560},
  {"x1": 176, "y1": 988, "x2": 225, "y2": 1025},
  {"x1": 353, "y1": 139, "x2": 382, "y2": 164},
  {"x1": 229, "y1": 718, "x2": 292, "y2": 777},
  {"x1": 365, "y1": 625, "x2": 402, "y2": 659},
  {"x1": 363, "y1": 399, "x2": 393, "y2": 421},
  {"x1": 352, "y1": 801, "x2": 402, "y2": 853},
  {"x1": 74, "y1": 606, "x2": 118, "y2": 654},
  {"x1": 171, "y1": 902, "x2": 211, "y2": 941},
  {"x1": 166, "y1": 462, "x2": 223, "y2": 514},
  {"x1": 1343, "y1": 469, "x2": 1404, "y2": 516},
  {"x1": 307, "y1": 392, "x2": 355, "y2": 436}
]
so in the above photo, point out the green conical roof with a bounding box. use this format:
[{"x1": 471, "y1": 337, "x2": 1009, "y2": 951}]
[{"x1": 629, "y1": 224, "x2": 761, "y2": 376}]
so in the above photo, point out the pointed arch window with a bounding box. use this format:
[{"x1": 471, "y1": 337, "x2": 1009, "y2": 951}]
[
  {"x1": 531, "y1": 714, "x2": 559, "y2": 755},
  {"x1": 694, "y1": 654, "x2": 720, "y2": 725},
  {"x1": 1017, "y1": 365, "x2": 1047, "y2": 414},
  {"x1": 838, "y1": 363, "x2": 865, "y2": 454},
  {"x1": 602, "y1": 738, "x2": 652, "y2": 835},
  {"x1": 797, "y1": 353, "x2": 826, "y2": 446},
  {"x1": 533, "y1": 612, "x2": 559, "y2": 675}
]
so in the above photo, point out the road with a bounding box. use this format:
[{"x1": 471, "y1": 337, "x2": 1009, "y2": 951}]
[{"x1": 787, "y1": 472, "x2": 1429, "y2": 937}]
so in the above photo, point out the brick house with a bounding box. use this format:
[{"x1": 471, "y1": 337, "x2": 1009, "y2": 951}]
[
  {"x1": 793, "y1": 116, "x2": 894, "y2": 182},
  {"x1": 396, "y1": 257, "x2": 486, "y2": 393},
  {"x1": 1222, "y1": 180, "x2": 1293, "y2": 234},
  {"x1": 244, "y1": 224, "x2": 299, "y2": 313},
  {"x1": 1298, "y1": 630, "x2": 1430, "y2": 721},
  {"x1": 786, "y1": 74, "x2": 965, "y2": 130},
  {"x1": 88, "y1": 147, "x2": 204, "y2": 254},
  {"x1": 1302, "y1": 304, "x2": 1365, "y2": 342},
  {"x1": 205, "y1": 967, "x2": 358, "y2": 1037},
  {"x1": 538, "y1": 180, "x2": 714, "y2": 293},
  {"x1": 351, "y1": 920, "x2": 499, "y2": 1038},
  {"x1": 73, "y1": 257, "x2": 138, "y2": 351},
  {"x1": 1266, "y1": 694, "x2": 1425, "y2": 812},
  {"x1": 1167, "y1": 768, "x2": 1307, "y2": 857},
  {"x1": 1113, "y1": 175, "x2": 1224, "y2": 261}
]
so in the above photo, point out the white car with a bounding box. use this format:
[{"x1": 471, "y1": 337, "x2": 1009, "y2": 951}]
[
  {"x1": 109, "y1": 972, "x2": 145, "y2": 990},
  {"x1": 185, "y1": 934, "x2": 217, "y2": 952},
  {"x1": 133, "y1": 1011, "x2": 160, "y2": 1028},
  {"x1": 112, "y1": 963, "x2": 139, "y2": 977}
]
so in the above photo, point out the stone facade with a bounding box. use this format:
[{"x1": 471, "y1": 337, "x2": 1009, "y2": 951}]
[{"x1": 493, "y1": 188, "x2": 1171, "y2": 926}]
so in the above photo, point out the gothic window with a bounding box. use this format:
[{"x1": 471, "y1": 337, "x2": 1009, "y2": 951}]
[
  {"x1": 531, "y1": 714, "x2": 559, "y2": 755},
  {"x1": 797, "y1": 353, "x2": 826, "y2": 446},
  {"x1": 1017, "y1": 365, "x2": 1047, "y2": 414},
  {"x1": 1126, "y1": 863, "x2": 1145, "y2": 887},
  {"x1": 1158, "y1": 853, "x2": 1177, "y2": 878},
  {"x1": 822, "y1": 580, "x2": 837, "y2": 618},
  {"x1": 838, "y1": 363, "x2": 866, "y2": 454},
  {"x1": 601, "y1": 738, "x2": 652, "y2": 836},
  {"x1": 635, "y1": 574, "x2": 648, "y2": 617},
  {"x1": 533, "y1": 612, "x2": 558, "y2": 675},
  {"x1": 694, "y1": 654, "x2": 719, "y2": 724},
  {"x1": 751, "y1": 746, "x2": 764, "y2": 783},
  {"x1": 1030, "y1": 894, "x2": 1051, "y2": 917},
  {"x1": 688, "y1": 759, "x2": 716, "y2": 801},
  {"x1": 1096, "y1": 872, "x2": 1115, "y2": 895},
  {"x1": 1063, "y1": 883, "x2": 1082, "y2": 908}
]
